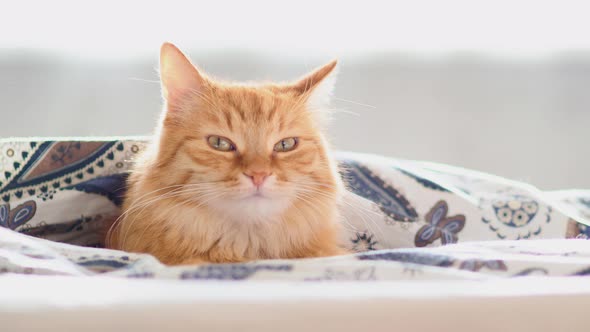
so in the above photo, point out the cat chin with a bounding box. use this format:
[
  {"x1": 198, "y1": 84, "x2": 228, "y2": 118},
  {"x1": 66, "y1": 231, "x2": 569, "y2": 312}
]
[{"x1": 210, "y1": 196, "x2": 292, "y2": 223}]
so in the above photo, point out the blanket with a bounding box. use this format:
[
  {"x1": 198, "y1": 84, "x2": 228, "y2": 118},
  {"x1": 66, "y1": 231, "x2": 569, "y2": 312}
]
[{"x1": 0, "y1": 138, "x2": 589, "y2": 280}]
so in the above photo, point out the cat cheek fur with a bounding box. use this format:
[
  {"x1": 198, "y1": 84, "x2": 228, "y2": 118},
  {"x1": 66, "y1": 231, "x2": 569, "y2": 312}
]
[{"x1": 107, "y1": 42, "x2": 347, "y2": 265}]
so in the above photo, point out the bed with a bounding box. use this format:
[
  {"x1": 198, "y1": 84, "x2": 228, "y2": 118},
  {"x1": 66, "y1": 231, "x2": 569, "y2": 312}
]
[{"x1": 1, "y1": 138, "x2": 589, "y2": 331}]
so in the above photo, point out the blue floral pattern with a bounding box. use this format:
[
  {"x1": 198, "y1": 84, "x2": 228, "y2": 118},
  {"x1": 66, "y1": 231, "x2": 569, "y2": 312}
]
[
  {"x1": 342, "y1": 161, "x2": 418, "y2": 222},
  {"x1": 491, "y1": 196, "x2": 538, "y2": 228},
  {"x1": 180, "y1": 264, "x2": 293, "y2": 280},
  {"x1": 415, "y1": 201, "x2": 465, "y2": 247},
  {"x1": 0, "y1": 201, "x2": 36, "y2": 230}
]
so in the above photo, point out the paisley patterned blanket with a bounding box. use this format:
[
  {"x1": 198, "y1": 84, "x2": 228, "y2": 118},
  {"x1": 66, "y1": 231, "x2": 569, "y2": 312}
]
[{"x1": 0, "y1": 138, "x2": 589, "y2": 280}]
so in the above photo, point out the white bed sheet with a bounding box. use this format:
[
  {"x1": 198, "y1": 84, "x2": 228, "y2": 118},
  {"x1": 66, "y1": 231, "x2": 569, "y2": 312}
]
[{"x1": 2, "y1": 275, "x2": 589, "y2": 332}]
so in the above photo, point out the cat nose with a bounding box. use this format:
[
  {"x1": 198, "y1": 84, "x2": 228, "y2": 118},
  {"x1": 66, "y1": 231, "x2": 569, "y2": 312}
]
[{"x1": 243, "y1": 171, "x2": 271, "y2": 187}]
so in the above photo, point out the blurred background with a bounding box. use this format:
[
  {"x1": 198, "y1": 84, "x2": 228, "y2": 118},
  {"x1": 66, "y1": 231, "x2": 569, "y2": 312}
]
[{"x1": 0, "y1": 0, "x2": 588, "y2": 189}]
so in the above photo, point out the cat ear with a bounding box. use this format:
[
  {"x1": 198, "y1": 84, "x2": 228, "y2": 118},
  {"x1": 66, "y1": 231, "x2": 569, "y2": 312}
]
[
  {"x1": 159, "y1": 42, "x2": 204, "y2": 105},
  {"x1": 292, "y1": 60, "x2": 338, "y2": 109}
]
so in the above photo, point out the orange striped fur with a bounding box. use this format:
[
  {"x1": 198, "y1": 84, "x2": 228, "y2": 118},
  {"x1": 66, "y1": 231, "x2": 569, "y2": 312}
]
[{"x1": 107, "y1": 43, "x2": 346, "y2": 265}]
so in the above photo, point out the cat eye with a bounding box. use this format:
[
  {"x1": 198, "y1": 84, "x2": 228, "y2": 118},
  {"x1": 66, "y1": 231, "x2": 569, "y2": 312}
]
[
  {"x1": 207, "y1": 135, "x2": 236, "y2": 152},
  {"x1": 273, "y1": 137, "x2": 298, "y2": 152}
]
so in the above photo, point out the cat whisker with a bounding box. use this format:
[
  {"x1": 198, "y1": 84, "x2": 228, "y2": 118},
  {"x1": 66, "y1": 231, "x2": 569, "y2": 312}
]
[
  {"x1": 120, "y1": 187, "x2": 228, "y2": 247},
  {"x1": 115, "y1": 183, "x2": 223, "y2": 225},
  {"x1": 289, "y1": 193, "x2": 355, "y2": 235},
  {"x1": 130, "y1": 191, "x2": 227, "y2": 250},
  {"x1": 128, "y1": 77, "x2": 160, "y2": 84},
  {"x1": 108, "y1": 184, "x2": 190, "y2": 243},
  {"x1": 113, "y1": 186, "x2": 229, "y2": 247},
  {"x1": 294, "y1": 184, "x2": 386, "y2": 237},
  {"x1": 332, "y1": 96, "x2": 377, "y2": 109},
  {"x1": 296, "y1": 184, "x2": 387, "y2": 219},
  {"x1": 294, "y1": 194, "x2": 358, "y2": 235},
  {"x1": 296, "y1": 191, "x2": 384, "y2": 238},
  {"x1": 322, "y1": 108, "x2": 360, "y2": 117}
]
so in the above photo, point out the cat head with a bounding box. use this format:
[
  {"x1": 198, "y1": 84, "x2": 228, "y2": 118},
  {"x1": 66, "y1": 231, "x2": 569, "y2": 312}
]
[{"x1": 150, "y1": 43, "x2": 341, "y2": 221}]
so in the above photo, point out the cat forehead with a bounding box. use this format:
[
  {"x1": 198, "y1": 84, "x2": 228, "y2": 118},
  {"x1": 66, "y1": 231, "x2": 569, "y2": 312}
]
[
  {"x1": 212, "y1": 85, "x2": 295, "y2": 109},
  {"x1": 202, "y1": 85, "x2": 306, "y2": 123}
]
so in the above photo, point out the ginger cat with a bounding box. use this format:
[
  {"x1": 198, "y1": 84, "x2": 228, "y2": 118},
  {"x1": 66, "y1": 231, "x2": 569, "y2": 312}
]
[{"x1": 107, "y1": 43, "x2": 345, "y2": 265}]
